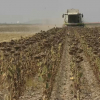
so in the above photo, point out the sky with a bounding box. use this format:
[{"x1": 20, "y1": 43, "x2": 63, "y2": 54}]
[{"x1": 0, "y1": 0, "x2": 100, "y2": 24}]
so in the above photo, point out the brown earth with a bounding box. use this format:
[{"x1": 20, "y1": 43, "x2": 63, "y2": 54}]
[
  {"x1": 0, "y1": 26, "x2": 100, "y2": 100},
  {"x1": 18, "y1": 27, "x2": 100, "y2": 100}
]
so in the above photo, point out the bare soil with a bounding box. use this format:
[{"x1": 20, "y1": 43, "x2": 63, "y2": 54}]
[
  {"x1": 50, "y1": 30, "x2": 74, "y2": 100},
  {"x1": 1, "y1": 26, "x2": 100, "y2": 100}
]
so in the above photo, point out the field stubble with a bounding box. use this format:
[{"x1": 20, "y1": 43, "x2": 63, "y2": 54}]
[
  {"x1": 0, "y1": 26, "x2": 66, "y2": 100},
  {"x1": 0, "y1": 25, "x2": 100, "y2": 100}
]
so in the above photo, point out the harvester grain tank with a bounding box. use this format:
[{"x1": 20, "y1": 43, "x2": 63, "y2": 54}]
[{"x1": 62, "y1": 9, "x2": 84, "y2": 26}]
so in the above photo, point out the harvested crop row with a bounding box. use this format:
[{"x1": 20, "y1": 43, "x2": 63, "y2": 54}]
[
  {"x1": 73, "y1": 27, "x2": 100, "y2": 100},
  {"x1": 68, "y1": 30, "x2": 84, "y2": 100},
  {"x1": 0, "y1": 27, "x2": 66, "y2": 100},
  {"x1": 51, "y1": 27, "x2": 100, "y2": 100},
  {"x1": 75, "y1": 27, "x2": 100, "y2": 82}
]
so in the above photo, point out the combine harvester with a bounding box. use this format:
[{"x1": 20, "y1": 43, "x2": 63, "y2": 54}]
[{"x1": 62, "y1": 9, "x2": 84, "y2": 26}]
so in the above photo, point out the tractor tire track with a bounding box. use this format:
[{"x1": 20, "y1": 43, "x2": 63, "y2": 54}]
[
  {"x1": 80, "y1": 54, "x2": 100, "y2": 100},
  {"x1": 50, "y1": 31, "x2": 75, "y2": 100}
]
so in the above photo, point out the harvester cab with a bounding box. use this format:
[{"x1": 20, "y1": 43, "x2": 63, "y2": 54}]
[{"x1": 62, "y1": 9, "x2": 84, "y2": 26}]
